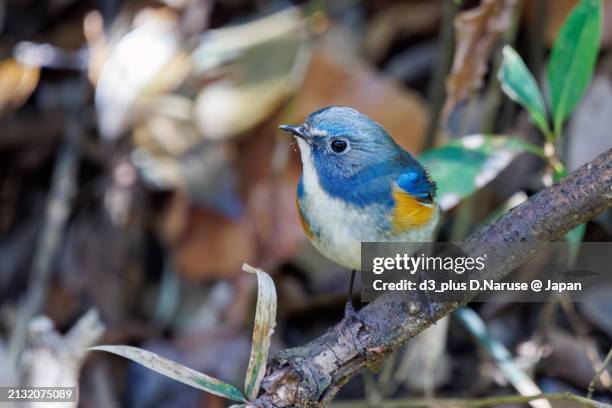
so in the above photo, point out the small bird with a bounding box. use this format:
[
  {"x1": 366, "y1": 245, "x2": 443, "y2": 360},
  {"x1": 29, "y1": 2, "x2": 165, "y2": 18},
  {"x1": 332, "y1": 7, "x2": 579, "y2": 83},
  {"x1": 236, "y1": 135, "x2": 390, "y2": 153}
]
[{"x1": 280, "y1": 107, "x2": 439, "y2": 314}]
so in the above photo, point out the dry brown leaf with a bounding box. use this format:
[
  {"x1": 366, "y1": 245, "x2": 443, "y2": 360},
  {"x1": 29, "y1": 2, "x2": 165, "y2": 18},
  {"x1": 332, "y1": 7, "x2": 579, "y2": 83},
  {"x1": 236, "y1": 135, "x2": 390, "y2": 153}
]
[
  {"x1": 0, "y1": 58, "x2": 40, "y2": 116},
  {"x1": 363, "y1": 1, "x2": 442, "y2": 62},
  {"x1": 192, "y1": 6, "x2": 307, "y2": 141},
  {"x1": 84, "y1": 10, "x2": 108, "y2": 84},
  {"x1": 443, "y1": 0, "x2": 518, "y2": 123},
  {"x1": 543, "y1": 331, "x2": 608, "y2": 390},
  {"x1": 170, "y1": 208, "x2": 257, "y2": 281},
  {"x1": 248, "y1": 179, "x2": 304, "y2": 267},
  {"x1": 524, "y1": 0, "x2": 612, "y2": 49}
]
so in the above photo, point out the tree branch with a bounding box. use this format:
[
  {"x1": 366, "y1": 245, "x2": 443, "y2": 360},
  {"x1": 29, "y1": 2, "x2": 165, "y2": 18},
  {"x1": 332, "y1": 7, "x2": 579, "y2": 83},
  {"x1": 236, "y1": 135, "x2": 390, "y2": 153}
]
[{"x1": 253, "y1": 148, "x2": 612, "y2": 408}]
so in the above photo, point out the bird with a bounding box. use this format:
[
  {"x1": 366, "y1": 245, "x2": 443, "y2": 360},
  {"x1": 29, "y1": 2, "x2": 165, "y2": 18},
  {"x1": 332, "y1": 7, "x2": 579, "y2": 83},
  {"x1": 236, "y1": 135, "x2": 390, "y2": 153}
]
[{"x1": 280, "y1": 106, "x2": 439, "y2": 318}]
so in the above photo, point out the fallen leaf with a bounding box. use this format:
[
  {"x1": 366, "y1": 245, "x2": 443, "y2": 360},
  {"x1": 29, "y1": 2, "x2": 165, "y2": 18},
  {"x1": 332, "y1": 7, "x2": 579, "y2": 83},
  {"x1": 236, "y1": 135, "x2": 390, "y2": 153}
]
[
  {"x1": 84, "y1": 10, "x2": 108, "y2": 84},
  {"x1": 94, "y1": 7, "x2": 183, "y2": 140},
  {"x1": 247, "y1": 178, "x2": 304, "y2": 267},
  {"x1": 0, "y1": 58, "x2": 40, "y2": 116},
  {"x1": 363, "y1": 1, "x2": 441, "y2": 62},
  {"x1": 192, "y1": 6, "x2": 308, "y2": 141},
  {"x1": 542, "y1": 331, "x2": 607, "y2": 390},
  {"x1": 443, "y1": 0, "x2": 518, "y2": 123},
  {"x1": 169, "y1": 208, "x2": 257, "y2": 281}
]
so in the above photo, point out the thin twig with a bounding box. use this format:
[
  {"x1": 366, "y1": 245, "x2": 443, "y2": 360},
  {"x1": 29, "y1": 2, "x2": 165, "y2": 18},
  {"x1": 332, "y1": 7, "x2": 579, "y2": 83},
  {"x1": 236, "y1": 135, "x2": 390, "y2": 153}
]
[
  {"x1": 480, "y1": 0, "x2": 524, "y2": 134},
  {"x1": 8, "y1": 118, "x2": 81, "y2": 367},
  {"x1": 424, "y1": 0, "x2": 457, "y2": 148},
  {"x1": 587, "y1": 348, "x2": 612, "y2": 400}
]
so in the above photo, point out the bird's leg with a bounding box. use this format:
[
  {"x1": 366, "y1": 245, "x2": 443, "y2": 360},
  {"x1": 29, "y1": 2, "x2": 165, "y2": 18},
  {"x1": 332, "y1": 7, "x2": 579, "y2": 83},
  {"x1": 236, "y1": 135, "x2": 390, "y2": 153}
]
[
  {"x1": 340, "y1": 269, "x2": 368, "y2": 358},
  {"x1": 344, "y1": 268, "x2": 358, "y2": 318},
  {"x1": 414, "y1": 269, "x2": 438, "y2": 324}
]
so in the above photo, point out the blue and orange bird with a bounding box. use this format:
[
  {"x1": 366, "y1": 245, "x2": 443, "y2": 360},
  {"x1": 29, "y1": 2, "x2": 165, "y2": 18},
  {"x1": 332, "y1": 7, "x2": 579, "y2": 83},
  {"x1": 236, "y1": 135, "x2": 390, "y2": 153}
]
[{"x1": 280, "y1": 107, "x2": 439, "y2": 312}]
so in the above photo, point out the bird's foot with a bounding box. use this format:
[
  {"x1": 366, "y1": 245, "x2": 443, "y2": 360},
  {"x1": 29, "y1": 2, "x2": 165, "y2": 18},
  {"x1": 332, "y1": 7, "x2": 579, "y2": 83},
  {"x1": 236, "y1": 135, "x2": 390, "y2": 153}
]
[
  {"x1": 414, "y1": 272, "x2": 438, "y2": 325},
  {"x1": 339, "y1": 298, "x2": 369, "y2": 358},
  {"x1": 418, "y1": 290, "x2": 438, "y2": 325}
]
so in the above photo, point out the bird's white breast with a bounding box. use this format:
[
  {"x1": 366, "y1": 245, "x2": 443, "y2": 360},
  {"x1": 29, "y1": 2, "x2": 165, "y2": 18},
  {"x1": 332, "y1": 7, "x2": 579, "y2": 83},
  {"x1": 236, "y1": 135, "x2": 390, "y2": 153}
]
[{"x1": 297, "y1": 140, "x2": 370, "y2": 269}]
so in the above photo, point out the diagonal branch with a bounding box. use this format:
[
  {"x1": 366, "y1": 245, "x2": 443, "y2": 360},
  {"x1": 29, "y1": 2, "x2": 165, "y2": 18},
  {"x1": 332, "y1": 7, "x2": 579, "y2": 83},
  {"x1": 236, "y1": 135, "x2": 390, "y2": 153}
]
[{"x1": 253, "y1": 148, "x2": 612, "y2": 408}]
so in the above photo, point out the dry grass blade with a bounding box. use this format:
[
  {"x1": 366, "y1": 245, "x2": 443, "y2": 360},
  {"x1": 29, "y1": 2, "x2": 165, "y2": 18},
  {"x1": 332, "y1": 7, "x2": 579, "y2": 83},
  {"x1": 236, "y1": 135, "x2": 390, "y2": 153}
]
[
  {"x1": 443, "y1": 0, "x2": 518, "y2": 123},
  {"x1": 242, "y1": 263, "x2": 277, "y2": 401},
  {"x1": 89, "y1": 345, "x2": 247, "y2": 402}
]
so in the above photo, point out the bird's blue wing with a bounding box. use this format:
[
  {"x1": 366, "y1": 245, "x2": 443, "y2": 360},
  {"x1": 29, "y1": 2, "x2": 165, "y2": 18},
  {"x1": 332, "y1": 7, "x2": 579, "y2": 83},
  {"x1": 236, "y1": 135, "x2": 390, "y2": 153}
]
[{"x1": 395, "y1": 152, "x2": 436, "y2": 203}]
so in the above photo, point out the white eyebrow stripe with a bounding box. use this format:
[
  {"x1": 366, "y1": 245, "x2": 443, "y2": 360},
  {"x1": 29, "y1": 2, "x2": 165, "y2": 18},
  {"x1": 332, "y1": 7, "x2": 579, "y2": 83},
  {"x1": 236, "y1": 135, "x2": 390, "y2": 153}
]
[{"x1": 309, "y1": 129, "x2": 329, "y2": 137}]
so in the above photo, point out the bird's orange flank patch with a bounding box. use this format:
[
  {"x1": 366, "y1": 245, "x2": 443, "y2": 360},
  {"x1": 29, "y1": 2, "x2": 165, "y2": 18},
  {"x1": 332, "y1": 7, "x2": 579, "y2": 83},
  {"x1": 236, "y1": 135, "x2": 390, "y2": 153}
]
[{"x1": 391, "y1": 187, "x2": 435, "y2": 235}]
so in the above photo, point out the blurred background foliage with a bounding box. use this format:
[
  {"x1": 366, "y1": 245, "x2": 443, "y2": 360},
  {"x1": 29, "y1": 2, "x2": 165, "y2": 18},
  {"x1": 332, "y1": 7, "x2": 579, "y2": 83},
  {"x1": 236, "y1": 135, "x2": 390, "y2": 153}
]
[{"x1": 0, "y1": 0, "x2": 611, "y2": 406}]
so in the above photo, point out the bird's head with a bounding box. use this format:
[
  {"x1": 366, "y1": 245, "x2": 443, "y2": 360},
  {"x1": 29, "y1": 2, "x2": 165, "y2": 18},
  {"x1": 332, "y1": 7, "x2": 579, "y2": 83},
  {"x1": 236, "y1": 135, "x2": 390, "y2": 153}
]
[{"x1": 280, "y1": 106, "x2": 404, "y2": 181}]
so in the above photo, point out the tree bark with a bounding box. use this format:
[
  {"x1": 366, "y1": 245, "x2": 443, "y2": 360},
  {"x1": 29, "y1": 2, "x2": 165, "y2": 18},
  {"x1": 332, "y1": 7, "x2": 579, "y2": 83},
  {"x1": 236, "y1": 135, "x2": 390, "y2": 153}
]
[{"x1": 253, "y1": 148, "x2": 612, "y2": 408}]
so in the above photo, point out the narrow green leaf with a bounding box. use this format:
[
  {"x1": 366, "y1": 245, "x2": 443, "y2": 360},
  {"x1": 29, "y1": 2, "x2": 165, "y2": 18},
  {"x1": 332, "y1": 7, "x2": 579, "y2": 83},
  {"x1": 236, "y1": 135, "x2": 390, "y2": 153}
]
[
  {"x1": 456, "y1": 308, "x2": 547, "y2": 401},
  {"x1": 89, "y1": 345, "x2": 247, "y2": 402},
  {"x1": 548, "y1": 0, "x2": 602, "y2": 135},
  {"x1": 498, "y1": 46, "x2": 551, "y2": 139},
  {"x1": 420, "y1": 135, "x2": 528, "y2": 210},
  {"x1": 242, "y1": 263, "x2": 277, "y2": 401}
]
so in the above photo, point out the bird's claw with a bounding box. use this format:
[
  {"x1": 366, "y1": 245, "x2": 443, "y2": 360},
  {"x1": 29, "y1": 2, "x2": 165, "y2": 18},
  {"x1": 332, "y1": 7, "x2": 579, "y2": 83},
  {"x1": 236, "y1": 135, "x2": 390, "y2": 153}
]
[
  {"x1": 413, "y1": 271, "x2": 438, "y2": 325},
  {"x1": 340, "y1": 299, "x2": 368, "y2": 359}
]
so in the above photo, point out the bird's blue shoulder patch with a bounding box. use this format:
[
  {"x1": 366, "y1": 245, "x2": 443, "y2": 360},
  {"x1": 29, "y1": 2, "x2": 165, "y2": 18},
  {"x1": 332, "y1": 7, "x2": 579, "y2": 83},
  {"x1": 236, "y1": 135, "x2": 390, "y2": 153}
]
[{"x1": 396, "y1": 170, "x2": 436, "y2": 201}]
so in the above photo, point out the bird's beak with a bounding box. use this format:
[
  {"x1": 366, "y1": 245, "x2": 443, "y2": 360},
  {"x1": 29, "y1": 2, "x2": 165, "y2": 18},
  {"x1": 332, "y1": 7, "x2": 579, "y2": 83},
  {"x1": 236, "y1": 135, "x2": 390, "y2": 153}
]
[{"x1": 279, "y1": 124, "x2": 308, "y2": 141}]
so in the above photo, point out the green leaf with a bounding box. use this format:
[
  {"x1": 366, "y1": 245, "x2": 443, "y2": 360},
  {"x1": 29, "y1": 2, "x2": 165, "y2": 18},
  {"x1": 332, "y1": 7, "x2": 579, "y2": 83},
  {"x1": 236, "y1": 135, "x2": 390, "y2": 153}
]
[
  {"x1": 498, "y1": 46, "x2": 552, "y2": 139},
  {"x1": 420, "y1": 135, "x2": 528, "y2": 210},
  {"x1": 242, "y1": 263, "x2": 277, "y2": 401},
  {"x1": 548, "y1": 0, "x2": 602, "y2": 135},
  {"x1": 89, "y1": 345, "x2": 247, "y2": 402}
]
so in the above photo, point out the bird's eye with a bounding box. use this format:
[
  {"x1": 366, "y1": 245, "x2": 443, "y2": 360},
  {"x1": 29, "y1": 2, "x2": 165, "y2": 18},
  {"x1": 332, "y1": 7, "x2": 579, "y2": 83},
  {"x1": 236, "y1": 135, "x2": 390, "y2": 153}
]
[{"x1": 330, "y1": 139, "x2": 348, "y2": 154}]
